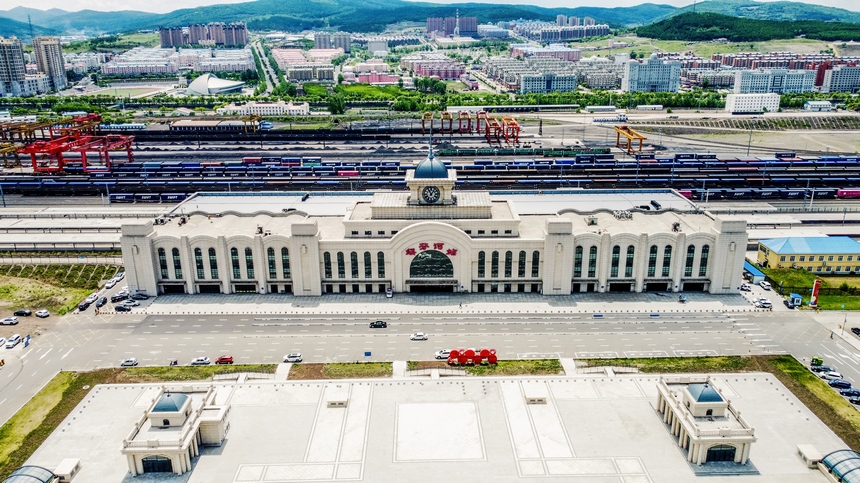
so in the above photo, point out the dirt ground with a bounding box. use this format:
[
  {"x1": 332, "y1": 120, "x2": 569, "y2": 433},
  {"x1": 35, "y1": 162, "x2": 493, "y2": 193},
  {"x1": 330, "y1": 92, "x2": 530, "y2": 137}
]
[{"x1": 674, "y1": 131, "x2": 860, "y2": 156}]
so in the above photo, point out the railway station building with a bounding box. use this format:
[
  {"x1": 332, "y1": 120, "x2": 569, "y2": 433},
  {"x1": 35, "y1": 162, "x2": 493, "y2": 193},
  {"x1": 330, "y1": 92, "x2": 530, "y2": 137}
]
[{"x1": 120, "y1": 150, "x2": 748, "y2": 297}]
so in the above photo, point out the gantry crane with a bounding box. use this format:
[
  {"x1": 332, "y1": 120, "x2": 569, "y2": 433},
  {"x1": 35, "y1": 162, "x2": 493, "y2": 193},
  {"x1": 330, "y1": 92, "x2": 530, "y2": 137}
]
[{"x1": 614, "y1": 125, "x2": 647, "y2": 155}]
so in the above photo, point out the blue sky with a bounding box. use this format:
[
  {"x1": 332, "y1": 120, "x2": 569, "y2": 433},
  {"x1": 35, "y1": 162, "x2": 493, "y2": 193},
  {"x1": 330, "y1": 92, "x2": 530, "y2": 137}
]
[{"x1": 0, "y1": 0, "x2": 856, "y2": 15}]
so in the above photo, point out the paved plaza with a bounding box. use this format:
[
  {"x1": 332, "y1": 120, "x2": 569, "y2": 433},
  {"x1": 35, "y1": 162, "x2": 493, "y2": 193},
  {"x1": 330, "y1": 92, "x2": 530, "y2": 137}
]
[{"x1": 28, "y1": 371, "x2": 843, "y2": 482}]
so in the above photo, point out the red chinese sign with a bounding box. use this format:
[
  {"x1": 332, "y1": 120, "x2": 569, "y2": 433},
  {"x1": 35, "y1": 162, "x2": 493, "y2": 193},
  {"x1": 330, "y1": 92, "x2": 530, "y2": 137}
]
[{"x1": 405, "y1": 242, "x2": 456, "y2": 256}]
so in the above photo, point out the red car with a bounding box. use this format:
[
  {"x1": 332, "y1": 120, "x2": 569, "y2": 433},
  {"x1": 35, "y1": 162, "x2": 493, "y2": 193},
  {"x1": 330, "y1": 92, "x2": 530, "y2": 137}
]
[{"x1": 215, "y1": 355, "x2": 233, "y2": 364}]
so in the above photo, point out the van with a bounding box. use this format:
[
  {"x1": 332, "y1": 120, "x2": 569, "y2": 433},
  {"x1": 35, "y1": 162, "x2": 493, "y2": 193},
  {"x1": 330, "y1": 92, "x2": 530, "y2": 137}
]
[{"x1": 6, "y1": 334, "x2": 21, "y2": 348}]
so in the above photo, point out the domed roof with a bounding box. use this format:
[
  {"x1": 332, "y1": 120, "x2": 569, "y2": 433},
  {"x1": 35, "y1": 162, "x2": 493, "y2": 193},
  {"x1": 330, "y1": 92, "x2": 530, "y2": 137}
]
[
  {"x1": 152, "y1": 392, "x2": 188, "y2": 412},
  {"x1": 687, "y1": 383, "x2": 723, "y2": 403},
  {"x1": 186, "y1": 73, "x2": 244, "y2": 95},
  {"x1": 414, "y1": 145, "x2": 448, "y2": 179}
]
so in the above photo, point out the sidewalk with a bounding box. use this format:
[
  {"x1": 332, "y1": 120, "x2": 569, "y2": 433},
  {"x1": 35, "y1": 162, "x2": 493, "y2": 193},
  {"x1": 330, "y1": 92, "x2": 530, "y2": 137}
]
[{"x1": 141, "y1": 291, "x2": 763, "y2": 316}]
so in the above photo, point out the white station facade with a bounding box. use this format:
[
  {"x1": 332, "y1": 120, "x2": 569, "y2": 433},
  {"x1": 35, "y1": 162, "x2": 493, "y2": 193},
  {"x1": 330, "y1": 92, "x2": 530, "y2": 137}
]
[{"x1": 121, "y1": 149, "x2": 748, "y2": 297}]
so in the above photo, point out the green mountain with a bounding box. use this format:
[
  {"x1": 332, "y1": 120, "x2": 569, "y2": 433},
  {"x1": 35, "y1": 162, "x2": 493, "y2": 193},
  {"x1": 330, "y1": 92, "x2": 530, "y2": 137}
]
[
  {"x1": 0, "y1": 16, "x2": 58, "y2": 40},
  {"x1": 663, "y1": 0, "x2": 860, "y2": 23},
  {"x1": 638, "y1": 12, "x2": 860, "y2": 42}
]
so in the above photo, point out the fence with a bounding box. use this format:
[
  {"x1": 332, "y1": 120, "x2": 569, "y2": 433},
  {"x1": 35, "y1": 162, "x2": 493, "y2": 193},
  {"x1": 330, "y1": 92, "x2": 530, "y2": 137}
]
[
  {"x1": 212, "y1": 371, "x2": 275, "y2": 381},
  {"x1": 577, "y1": 366, "x2": 640, "y2": 374},
  {"x1": 0, "y1": 256, "x2": 123, "y2": 265}
]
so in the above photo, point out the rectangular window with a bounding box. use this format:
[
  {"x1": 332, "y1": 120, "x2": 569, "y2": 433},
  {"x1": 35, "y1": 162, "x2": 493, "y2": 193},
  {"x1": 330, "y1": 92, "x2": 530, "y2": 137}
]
[
  {"x1": 610, "y1": 248, "x2": 620, "y2": 278},
  {"x1": 350, "y1": 252, "x2": 359, "y2": 279},
  {"x1": 281, "y1": 249, "x2": 290, "y2": 279},
  {"x1": 789, "y1": 256, "x2": 795, "y2": 262},
  {"x1": 800, "y1": 256, "x2": 805, "y2": 262},
  {"x1": 698, "y1": 246, "x2": 709, "y2": 277},
  {"x1": 245, "y1": 249, "x2": 254, "y2": 279},
  {"x1": 491, "y1": 230, "x2": 498, "y2": 235},
  {"x1": 209, "y1": 249, "x2": 218, "y2": 279},
  {"x1": 685, "y1": 247, "x2": 695, "y2": 277},
  {"x1": 826, "y1": 266, "x2": 832, "y2": 272},
  {"x1": 780, "y1": 256, "x2": 786, "y2": 262},
  {"x1": 172, "y1": 249, "x2": 183, "y2": 280},
  {"x1": 662, "y1": 247, "x2": 672, "y2": 277},
  {"x1": 478, "y1": 252, "x2": 485, "y2": 278},
  {"x1": 819, "y1": 256, "x2": 825, "y2": 262},
  {"x1": 816, "y1": 266, "x2": 822, "y2": 272},
  {"x1": 588, "y1": 247, "x2": 597, "y2": 278},
  {"x1": 531, "y1": 251, "x2": 540, "y2": 278},
  {"x1": 625, "y1": 247, "x2": 634, "y2": 278},
  {"x1": 504, "y1": 230, "x2": 512, "y2": 235},
  {"x1": 836, "y1": 266, "x2": 842, "y2": 272},
  {"x1": 377, "y1": 252, "x2": 385, "y2": 278},
  {"x1": 364, "y1": 231, "x2": 372, "y2": 236},
  {"x1": 232, "y1": 250, "x2": 241, "y2": 279},
  {"x1": 504, "y1": 252, "x2": 512, "y2": 278},
  {"x1": 378, "y1": 231, "x2": 385, "y2": 236},
  {"x1": 337, "y1": 253, "x2": 345, "y2": 278},
  {"x1": 478, "y1": 230, "x2": 485, "y2": 235},
  {"x1": 518, "y1": 251, "x2": 526, "y2": 278},
  {"x1": 351, "y1": 231, "x2": 358, "y2": 236},
  {"x1": 849, "y1": 256, "x2": 854, "y2": 261},
  {"x1": 491, "y1": 252, "x2": 499, "y2": 278},
  {"x1": 574, "y1": 247, "x2": 583, "y2": 278},
  {"x1": 268, "y1": 250, "x2": 276, "y2": 279},
  {"x1": 159, "y1": 249, "x2": 168, "y2": 279},
  {"x1": 647, "y1": 247, "x2": 656, "y2": 277},
  {"x1": 195, "y1": 250, "x2": 205, "y2": 279},
  {"x1": 838, "y1": 255, "x2": 844, "y2": 261},
  {"x1": 828, "y1": 256, "x2": 834, "y2": 262},
  {"x1": 364, "y1": 252, "x2": 372, "y2": 279}
]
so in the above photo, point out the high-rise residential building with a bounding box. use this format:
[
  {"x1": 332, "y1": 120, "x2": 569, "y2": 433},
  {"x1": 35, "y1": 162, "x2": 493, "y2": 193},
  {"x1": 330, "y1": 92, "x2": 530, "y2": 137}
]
[
  {"x1": 427, "y1": 15, "x2": 478, "y2": 37},
  {"x1": 583, "y1": 17, "x2": 595, "y2": 26},
  {"x1": 733, "y1": 69, "x2": 815, "y2": 94},
  {"x1": 621, "y1": 53, "x2": 681, "y2": 92},
  {"x1": 32, "y1": 36, "x2": 67, "y2": 91},
  {"x1": 332, "y1": 33, "x2": 351, "y2": 53},
  {"x1": 159, "y1": 27, "x2": 185, "y2": 48},
  {"x1": 458, "y1": 17, "x2": 478, "y2": 37},
  {"x1": 0, "y1": 36, "x2": 25, "y2": 96},
  {"x1": 208, "y1": 23, "x2": 226, "y2": 45},
  {"x1": 188, "y1": 24, "x2": 208, "y2": 45},
  {"x1": 224, "y1": 23, "x2": 247, "y2": 47},
  {"x1": 556, "y1": 15, "x2": 567, "y2": 26},
  {"x1": 820, "y1": 65, "x2": 860, "y2": 93},
  {"x1": 568, "y1": 16, "x2": 580, "y2": 26},
  {"x1": 427, "y1": 17, "x2": 444, "y2": 34},
  {"x1": 314, "y1": 33, "x2": 332, "y2": 50}
]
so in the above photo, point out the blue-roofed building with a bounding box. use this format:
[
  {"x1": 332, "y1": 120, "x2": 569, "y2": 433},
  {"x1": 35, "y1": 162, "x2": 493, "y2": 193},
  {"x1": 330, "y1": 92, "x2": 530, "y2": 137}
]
[{"x1": 757, "y1": 236, "x2": 860, "y2": 274}]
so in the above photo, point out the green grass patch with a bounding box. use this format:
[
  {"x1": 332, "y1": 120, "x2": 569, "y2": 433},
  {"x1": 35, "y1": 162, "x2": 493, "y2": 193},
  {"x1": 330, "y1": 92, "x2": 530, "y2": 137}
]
[
  {"x1": 302, "y1": 83, "x2": 329, "y2": 97},
  {"x1": 465, "y1": 359, "x2": 562, "y2": 376},
  {"x1": 335, "y1": 84, "x2": 408, "y2": 99},
  {"x1": 324, "y1": 362, "x2": 392, "y2": 378},
  {"x1": 758, "y1": 266, "x2": 821, "y2": 288},
  {"x1": 121, "y1": 364, "x2": 277, "y2": 383},
  {"x1": 581, "y1": 356, "x2": 759, "y2": 373}
]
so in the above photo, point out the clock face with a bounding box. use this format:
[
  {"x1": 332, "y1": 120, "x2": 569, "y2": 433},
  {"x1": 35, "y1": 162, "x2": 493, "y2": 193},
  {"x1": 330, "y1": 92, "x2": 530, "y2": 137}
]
[{"x1": 422, "y1": 186, "x2": 441, "y2": 204}]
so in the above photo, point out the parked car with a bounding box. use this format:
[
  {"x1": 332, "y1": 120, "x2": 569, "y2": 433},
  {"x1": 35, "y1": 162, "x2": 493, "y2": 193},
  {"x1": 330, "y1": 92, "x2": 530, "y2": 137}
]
[
  {"x1": 759, "y1": 281, "x2": 772, "y2": 290},
  {"x1": 95, "y1": 297, "x2": 107, "y2": 308},
  {"x1": 841, "y1": 388, "x2": 860, "y2": 397},
  {"x1": 35, "y1": 309, "x2": 49, "y2": 318},
  {"x1": 115, "y1": 290, "x2": 129, "y2": 299},
  {"x1": 410, "y1": 332, "x2": 428, "y2": 341},
  {"x1": 215, "y1": 355, "x2": 233, "y2": 364},
  {"x1": 131, "y1": 293, "x2": 150, "y2": 300},
  {"x1": 830, "y1": 379, "x2": 852, "y2": 389},
  {"x1": 852, "y1": 327, "x2": 860, "y2": 336},
  {"x1": 811, "y1": 365, "x2": 833, "y2": 373},
  {"x1": 12, "y1": 309, "x2": 30, "y2": 317},
  {"x1": 784, "y1": 299, "x2": 796, "y2": 309},
  {"x1": 385, "y1": 288, "x2": 393, "y2": 298},
  {"x1": 114, "y1": 305, "x2": 131, "y2": 312},
  {"x1": 5, "y1": 334, "x2": 21, "y2": 348},
  {"x1": 105, "y1": 279, "x2": 117, "y2": 289},
  {"x1": 120, "y1": 357, "x2": 138, "y2": 367},
  {"x1": 122, "y1": 300, "x2": 140, "y2": 307},
  {"x1": 678, "y1": 294, "x2": 688, "y2": 303},
  {"x1": 77, "y1": 301, "x2": 91, "y2": 312},
  {"x1": 755, "y1": 298, "x2": 772, "y2": 309},
  {"x1": 284, "y1": 353, "x2": 303, "y2": 363},
  {"x1": 114, "y1": 271, "x2": 125, "y2": 281},
  {"x1": 739, "y1": 283, "x2": 752, "y2": 292},
  {"x1": 821, "y1": 371, "x2": 844, "y2": 380},
  {"x1": 110, "y1": 294, "x2": 128, "y2": 303},
  {"x1": 85, "y1": 293, "x2": 99, "y2": 304},
  {"x1": 369, "y1": 320, "x2": 387, "y2": 328},
  {"x1": 190, "y1": 356, "x2": 211, "y2": 365},
  {"x1": 0, "y1": 316, "x2": 18, "y2": 325},
  {"x1": 435, "y1": 349, "x2": 451, "y2": 360},
  {"x1": 849, "y1": 396, "x2": 860, "y2": 406},
  {"x1": 0, "y1": 338, "x2": 6, "y2": 347}
]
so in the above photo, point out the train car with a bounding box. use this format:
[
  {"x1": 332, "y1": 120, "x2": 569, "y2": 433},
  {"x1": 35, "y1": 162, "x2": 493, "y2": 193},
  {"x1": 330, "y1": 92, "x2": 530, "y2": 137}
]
[
  {"x1": 337, "y1": 170, "x2": 360, "y2": 177},
  {"x1": 108, "y1": 193, "x2": 135, "y2": 203},
  {"x1": 676, "y1": 189, "x2": 693, "y2": 199},
  {"x1": 837, "y1": 189, "x2": 860, "y2": 198},
  {"x1": 774, "y1": 152, "x2": 796, "y2": 159},
  {"x1": 302, "y1": 157, "x2": 322, "y2": 167},
  {"x1": 242, "y1": 157, "x2": 262, "y2": 165},
  {"x1": 160, "y1": 193, "x2": 188, "y2": 203},
  {"x1": 281, "y1": 157, "x2": 302, "y2": 166},
  {"x1": 134, "y1": 193, "x2": 160, "y2": 202}
]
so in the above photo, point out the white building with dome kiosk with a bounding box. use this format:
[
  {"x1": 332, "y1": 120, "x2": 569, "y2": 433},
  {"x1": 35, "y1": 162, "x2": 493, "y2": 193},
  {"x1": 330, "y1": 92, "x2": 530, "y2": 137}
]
[{"x1": 120, "y1": 145, "x2": 748, "y2": 297}]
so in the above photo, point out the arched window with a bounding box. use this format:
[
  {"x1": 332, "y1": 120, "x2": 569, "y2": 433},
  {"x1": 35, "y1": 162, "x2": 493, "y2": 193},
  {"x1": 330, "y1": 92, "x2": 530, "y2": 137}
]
[
  {"x1": 504, "y1": 251, "x2": 513, "y2": 278},
  {"x1": 518, "y1": 251, "x2": 526, "y2": 278},
  {"x1": 348, "y1": 252, "x2": 357, "y2": 279},
  {"x1": 377, "y1": 252, "x2": 385, "y2": 278},
  {"x1": 208, "y1": 248, "x2": 218, "y2": 279},
  {"x1": 647, "y1": 245, "x2": 657, "y2": 277},
  {"x1": 574, "y1": 246, "x2": 583, "y2": 278},
  {"x1": 409, "y1": 250, "x2": 454, "y2": 278},
  {"x1": 267, "y1": 247, "x2": 276, "y2": 279},
  {"x1": 337, "y1": 252, "x2": 345, "y2": 278},
  {"x1": 699, "y1": 245, "x2": 710, "y2": 277},
  {"x1": 611, "y1": 246, "x2": 620, "y2": 277},
  {"x1": 685, "y1": 245, "x2": 696, "y2": 277},
  {"x1": 281, "y1": 248, "x2": 290, "y2": 279},
  {"x1": 172, "y1": 248, "x2": 182, "y2": 279},
  {"x1": 625, "y1": 245, "x2": 635, "y2": 278},
  {"x1": 477, "y1": 251, "x2": 485, "y2": 278},
  {"x1": 323, "y1": 252, "x2": 332, "y2": 279},
  {"x1": 531, "y1": 251, "x2": 540, "y2": 278},
  {"x1": 364, "y1": 252, "x2": 372, "y2": 278},
  {"x1": 491, "y1": 251, "x2": 499, "y2": 278},
  {"x1": 158, "y1": 248, "x2": 168, "y2": 279},
  {"x1": 662, "y1": 245, "x2": 672, "y2": 277},
  {"x1": 245, "y1": 247, "x2": 254, "y2": 279},
  {"x1": 588, "y1": 247, "x2": 597, "y2": 277},
  {"x1": 162, "y1": 419, "x2": 170, "y2": 426},
  {"x1": 195, "y1": 248, "x2": 204, "y2": 279},
  {"x1": 231, "y1": 247, "x2": 240, "y2": 279}
]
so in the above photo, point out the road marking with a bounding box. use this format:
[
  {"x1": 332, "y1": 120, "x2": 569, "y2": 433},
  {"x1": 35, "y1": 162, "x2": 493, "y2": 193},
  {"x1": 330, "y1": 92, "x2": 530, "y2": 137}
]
[{"x1": 39, "y1": 349, "x2": 52, "y2": 360}]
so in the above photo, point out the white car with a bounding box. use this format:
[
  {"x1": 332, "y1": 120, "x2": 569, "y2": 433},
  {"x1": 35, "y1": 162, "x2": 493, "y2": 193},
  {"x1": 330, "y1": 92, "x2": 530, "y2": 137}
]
[
  {"x1": 115, "y1": 272, "x2": 125, "y2": 281},
  {"x1": 122, "y1": 300, "x2": 140, "y2": 307},
  {"x1": 435, "y1": 349, "x2": 451, "y2": 360},
  {"x1": 821, "y1": 371, "x2": 844, "y2": 380},
  {"x1": 85, "y1": 293, "x2": 99, "y2": 304},
  {"x1": 35, "y1": 309, "x2": 49, "y2": 318},
  {"x1": 759, "y1": 281, "x2": 772, "y2": 290},
  {"x1": 120, "y1": 357, "x2": 138, "y2": 367},
  {"x1": 385, "y1": 288, "x2": 393, "y2": 298},
  {"x1": 0, "y1": 316, "x2": 18, "y2": 325},
  {"x1": 755, "y1": 298, "x2": 772, "y2": 308},
  {"x1": 105, "y1": 279, "x2": 117, "y2": 289},
  {"x1": 5, "y1": 334, "x2": 21, "y2": 348},
  {"x1": 740, "y1": 283, "x2": 751, "y2": 292},
  {"x1": 410, "y1": 332, "x2": 428, "y2": 341},
  {"x1": 284, "y1": 353, "x2": 303, "y2": 363},
  {"x1": 190, "y1": 357, "x2": 211, "y2": 365}
]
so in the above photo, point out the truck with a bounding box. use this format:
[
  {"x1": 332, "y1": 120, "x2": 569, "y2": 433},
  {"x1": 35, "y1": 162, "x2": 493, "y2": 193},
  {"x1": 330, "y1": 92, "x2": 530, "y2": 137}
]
[{"x1": 593, "y1": 113, "x2": 627, "y2": 123}]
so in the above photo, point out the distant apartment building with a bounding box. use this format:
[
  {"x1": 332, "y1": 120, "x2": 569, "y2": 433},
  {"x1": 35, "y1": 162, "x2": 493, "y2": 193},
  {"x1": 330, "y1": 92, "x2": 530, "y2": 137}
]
[
  {"x1": 483, "y1": 55, "x2": 621, "y2": 92},
  {"x1": 100, "y1": 47, "x2": 252, "y2": 76},
  {"x1": 426, "y1": 15, "x2": 478, "y2": 36},
  {"x1": 621, "y1": 54, "x2": 681, "y2": 93},
  {"x1": 159, "y1": 27, "x2": 185, "y2": 48},
  {"x1": 510, "y1": 44, "x2": 581, "y2": 62},
  {"x1": 188, "y1": 24, "x2": 208, "y2": 45},
  {"x1": 356, "y1": 72, "x2": 400, "y2": 85},
  {"x1": 583, "y1": 17, "x2": 595, "y2": 26},
  {"x1": 725, "y1": 93, "x2": 780, "y2": 114},
  {"x1": 513, "y1": 22, "x2": 610, "y2": 42},
  {"x1": 0, "y1": 36, "x2": 54, "y2": 96},
  {"x1": 414, "y1": 61, "x2": 465, "y2": 80},
  {"x1": 332, "y1": 32, "x2": 351, "y2": 53},
  {"x1": 400, "y1": 52, "x2": 450, "y2": 71},
  {"x1": 271, "y1": 48, "x2": 335, "y2": 82},
  {"x1": 568, "y1": 16, "x2": 580, "y2": 26},
  {"x1": 32, "y1": 36, "x2": 67, "y2": 91},
  {"x1": 821, "y1": 64, "x2": 860, "y2": 93},
  {"x1": 733, "y1": 69, "x2": 815, "y2": 94},
  {"x1": 427, "y1": 17, "x2": 445, "y2": 34},
  {"x1": 477, "y1": 25, "x2": 509, "y2": 38},
  {"x1": 367, "y1": 40, "x2": 389, "y2": 56},
  {"x1": 159, "y1": 23, "x2": 247, "y2": 48},
  {"x1": 521, "y1": 72, "x2": 578, "y2": 94},
  {"x1": 352, "y1": 35, "x2": 419, "y2": 48},
  {"x1": 683, "y1": 69, "x2": 735, "y2": 88},
  {"x1": 216, "y1": 100, "x2": 310, "y2": 116},
  {"x1": 556, "y1": 15, "x2": 567, "y2": 26},
  {"x1": 314, "y1": 33, "x2": 332, "y2": 50},
  {"x1": 353, "y1": 59, "x2": 389, "y2": 73},
  {"x1": 64, "y1": 52, "x2": 104, "y2": 74}
]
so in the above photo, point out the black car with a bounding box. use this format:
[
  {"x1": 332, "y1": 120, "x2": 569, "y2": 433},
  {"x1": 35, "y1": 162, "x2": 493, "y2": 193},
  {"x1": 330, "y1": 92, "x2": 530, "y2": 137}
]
[
  {"x1": 110, "y1": 294, "x2": 128, "y2": 303},
  {"x1": 12, "y1": 309, "x2": 31, "y2": 317},
  {"x1": 77, "y1": 301, "x2": 91, "y2": 311},
  {"x1": 95, "y1": 297, "x2": 107, "y2": 308},
  {"x1": 783, "y1": 299, "x2": 796, "y2": 309},
  {"x1": 841, "y1": 388, "x2": 860, "y2": 397},
  {"x1": 131, "y1": 293, "x2": 150, "y2": 300},
  {"x1": 852, "y1": 327, "x2": 860, "y2": 336},
  {"x1": 811, "y1": 365, "x2": 833, "y2": 373},
  {"x1": 369, "y1": 320, "x2": 387, "y2": 328},
  {"x1": 850, "y1": 396, "x2": 860, "y2": 406},
  {"x1": 114, "y1": 305, "x2": 132, "y2": 312},
  {"x1": 830, "y1": 379, "x2": 852, "y2": 389}
]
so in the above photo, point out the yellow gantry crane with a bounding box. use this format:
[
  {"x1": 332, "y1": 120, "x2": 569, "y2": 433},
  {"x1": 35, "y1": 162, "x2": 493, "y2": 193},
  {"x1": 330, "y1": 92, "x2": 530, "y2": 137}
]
[{"x1": 615, "y1": 125, "x2": 647, "y2": 155}]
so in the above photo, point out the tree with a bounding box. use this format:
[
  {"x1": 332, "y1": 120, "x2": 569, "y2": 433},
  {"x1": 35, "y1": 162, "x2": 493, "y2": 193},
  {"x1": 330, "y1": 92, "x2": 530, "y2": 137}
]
[
  {"x1": 630, "y1": 51, "x2": 638, "y2": 59},
  {"x1": 337, "y1": 73, "x2": 344, "y2": 85},
  {"x1": 397, "y1": 77, "x2": 404, "y2": 89},
  {"x1": 328, "y1": 94, "x2": 346, "y2": 115}
]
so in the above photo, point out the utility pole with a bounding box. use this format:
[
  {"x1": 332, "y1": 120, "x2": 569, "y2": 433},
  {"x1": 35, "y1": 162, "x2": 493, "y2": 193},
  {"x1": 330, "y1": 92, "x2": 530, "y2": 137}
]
[{"x1": 28, "y1": 15, "x2": 34, "y2": 41}]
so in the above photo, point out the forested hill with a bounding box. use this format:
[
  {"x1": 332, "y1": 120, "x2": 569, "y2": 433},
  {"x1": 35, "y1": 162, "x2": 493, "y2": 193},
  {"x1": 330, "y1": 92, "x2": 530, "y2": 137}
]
[{"x1": 636, "y1": 12, "x2": 860, "y2": 42}]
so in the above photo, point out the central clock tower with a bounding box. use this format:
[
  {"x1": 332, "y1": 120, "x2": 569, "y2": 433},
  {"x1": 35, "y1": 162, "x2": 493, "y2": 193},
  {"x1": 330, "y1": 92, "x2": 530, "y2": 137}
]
[{"x1": 406, "y1": 143, "x2": 456, "y2": 206}]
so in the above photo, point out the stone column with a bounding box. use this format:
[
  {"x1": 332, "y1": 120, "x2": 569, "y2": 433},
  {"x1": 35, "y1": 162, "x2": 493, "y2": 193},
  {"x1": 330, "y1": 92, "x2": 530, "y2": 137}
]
[
  {"x1": 290, "y1": 222, "x2": 322, "y2": 296},
  {"x1": 598, "y1": 232, "x2": 612, "y2": 292},
  {"x1": 542, "y1": 220, "x2": 574, "y2": 295},
  {"x1": 741, "y1": 442, "x2": 751, "y2": 464},
  {"x1": 672, "y1": 233, "x2": 687, "y2": 292},
  {"x1": 254, "y1": 235, "x2": 266, "y2": 292},
  {"x1": 127, "y1": 454, "x2": 138, "y2": 476},
  {"x1": 216, "y1": 236, "x2": 230, "y2": 294},
  {"x1": 180, "y1": 236, "x2": 195, "y2": 294},
  {"x1": 635, "y1": 233, "x2": 647, "y2": 292},
  {"x1": 121, "y1": 222, "x2": 158, "y2": 296}
]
